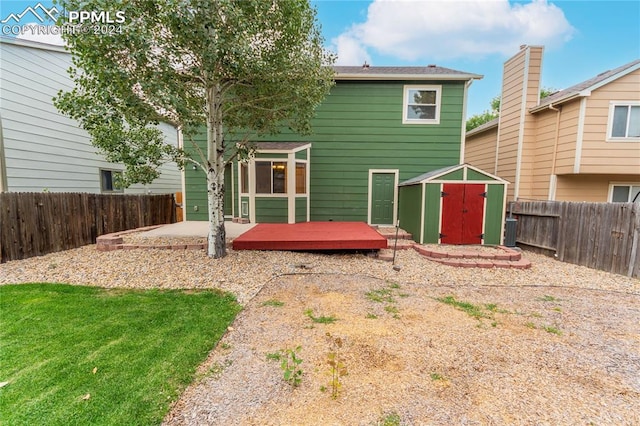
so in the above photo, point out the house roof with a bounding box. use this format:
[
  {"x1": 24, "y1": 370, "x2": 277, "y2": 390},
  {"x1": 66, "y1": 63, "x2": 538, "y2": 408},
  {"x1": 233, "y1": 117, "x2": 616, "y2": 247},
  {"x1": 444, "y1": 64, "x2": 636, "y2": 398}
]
[
  {"x1": 467, "y1": 57, "x2": 640, "y2": 136},
  {"x1": 334, "y1": 65, "x2": 482, "y2": 81},
  {"x1": 531, "y1": 58, "x2": 640, "y2": 112},
  {"x1": 399, "y1": 164, "x2": 508, "y2": 186},
  {"x1": 465, "y1": 117, "x2": 499, "y2": 137},
  {"x1": 252, "y1": 142, "x2": 310, "y2": 152}
]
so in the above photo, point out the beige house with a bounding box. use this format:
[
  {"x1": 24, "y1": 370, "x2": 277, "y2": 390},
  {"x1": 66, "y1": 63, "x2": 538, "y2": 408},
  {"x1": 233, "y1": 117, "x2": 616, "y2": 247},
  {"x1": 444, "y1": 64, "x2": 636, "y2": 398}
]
[{"x1": 465, "y1": 45, "x2": 640, "y2": 203}]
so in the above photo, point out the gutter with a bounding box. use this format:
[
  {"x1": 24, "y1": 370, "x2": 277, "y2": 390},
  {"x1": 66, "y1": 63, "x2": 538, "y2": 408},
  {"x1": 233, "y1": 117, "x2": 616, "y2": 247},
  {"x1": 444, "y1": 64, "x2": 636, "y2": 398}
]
[{"x1": 335, "y1": 73, "x2": 483, "y2": 81}]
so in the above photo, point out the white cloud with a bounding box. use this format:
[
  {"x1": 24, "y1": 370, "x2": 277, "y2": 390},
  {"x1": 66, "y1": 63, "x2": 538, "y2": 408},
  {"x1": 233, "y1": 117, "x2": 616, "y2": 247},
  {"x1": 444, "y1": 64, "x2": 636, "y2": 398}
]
[
  {"x1": 331, "y1": 0, "x2": 574, "y2": 64},
  {"x1": 16, "y1": 24, "x2": 64, "y2": 46}
]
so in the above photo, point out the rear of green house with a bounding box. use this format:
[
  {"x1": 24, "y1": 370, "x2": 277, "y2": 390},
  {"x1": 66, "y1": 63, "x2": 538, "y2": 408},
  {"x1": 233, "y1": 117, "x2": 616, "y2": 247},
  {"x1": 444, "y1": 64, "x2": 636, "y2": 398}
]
[{"x1": 184, "y1": 65, "x2": 482, "y2": 226}]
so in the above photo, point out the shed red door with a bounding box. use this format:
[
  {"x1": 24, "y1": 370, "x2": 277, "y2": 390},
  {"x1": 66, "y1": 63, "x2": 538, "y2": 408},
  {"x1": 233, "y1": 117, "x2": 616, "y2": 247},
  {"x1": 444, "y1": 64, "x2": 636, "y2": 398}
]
[{"x1": 440, "y1": 183, "x2": 485, "y2": 244}]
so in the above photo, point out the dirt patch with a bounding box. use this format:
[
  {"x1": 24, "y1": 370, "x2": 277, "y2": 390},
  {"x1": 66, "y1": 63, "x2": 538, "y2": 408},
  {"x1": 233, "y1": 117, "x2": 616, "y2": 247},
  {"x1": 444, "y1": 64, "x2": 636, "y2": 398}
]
[{"x1": 164, "y1": 273, "x2": 640, "y2": 425}]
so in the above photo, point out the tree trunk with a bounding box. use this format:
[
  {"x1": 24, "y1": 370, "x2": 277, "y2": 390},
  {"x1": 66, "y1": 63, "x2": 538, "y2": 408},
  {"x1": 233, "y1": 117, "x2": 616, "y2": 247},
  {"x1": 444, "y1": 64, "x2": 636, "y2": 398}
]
[{"x1": 206, "y1": 84, "x2": 227, "y2": 258}]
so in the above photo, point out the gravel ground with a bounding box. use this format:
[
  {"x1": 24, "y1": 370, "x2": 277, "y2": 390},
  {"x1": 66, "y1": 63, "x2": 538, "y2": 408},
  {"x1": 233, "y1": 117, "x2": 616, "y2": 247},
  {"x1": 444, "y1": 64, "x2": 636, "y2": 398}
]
[{"x1": 2, "y1": 244, "x2": 639, "y2": 424}]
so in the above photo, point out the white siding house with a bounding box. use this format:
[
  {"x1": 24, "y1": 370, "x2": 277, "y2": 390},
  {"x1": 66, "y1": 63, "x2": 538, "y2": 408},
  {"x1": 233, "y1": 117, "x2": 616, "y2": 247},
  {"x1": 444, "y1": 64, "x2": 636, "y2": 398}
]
[{"x1": 0, "y1": 37, "x2": 182, "y2": 194}]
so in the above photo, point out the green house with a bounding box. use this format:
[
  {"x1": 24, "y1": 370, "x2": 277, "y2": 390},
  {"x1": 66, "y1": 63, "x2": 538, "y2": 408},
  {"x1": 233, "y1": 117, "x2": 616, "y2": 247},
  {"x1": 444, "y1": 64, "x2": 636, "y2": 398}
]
[
  {"x1": 398, "y1": 164, "x2": 509, "y2": 245},
  {"x1": 185, "y1": 65, "x2": 483, "y2": 225}
]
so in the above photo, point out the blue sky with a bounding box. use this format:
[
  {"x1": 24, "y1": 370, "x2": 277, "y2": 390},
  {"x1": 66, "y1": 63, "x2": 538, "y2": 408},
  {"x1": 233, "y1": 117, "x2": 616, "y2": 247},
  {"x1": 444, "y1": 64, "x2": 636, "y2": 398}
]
[{"x1": 2, "y1": 0, "x2": 639, "y2": 116}]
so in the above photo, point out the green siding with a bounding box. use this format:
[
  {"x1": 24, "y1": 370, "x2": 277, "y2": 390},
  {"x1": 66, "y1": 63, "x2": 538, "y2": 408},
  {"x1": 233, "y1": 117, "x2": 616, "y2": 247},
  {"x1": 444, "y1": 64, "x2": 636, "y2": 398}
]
[
  {"x1": 295, "y1": 197, "x2": 307, "y2": 222},
  {"x1": 483, "y1": 185, "x2": 505, "y2": 245},
  {"x1": 295, "y1": 150, "x2": 307, "y2": 160},
  {"x1": 398, "y1": 185, "x2": 422, "y2": 242},
  {"x1": 439, "y1": 169, "x2": 464, "y2": 180},
  {"x1": 255, "y1": 197, "x2": 288, "y2": 223},
  {"x1": 467, "y1": 169, "x2": 492, "y2": 181},
  {"x1": 423, "y1": 184, "x2": 442, "y2": 244},
  {"x1": 185, "y1": 80, "x2": 466, "y2": 222}
]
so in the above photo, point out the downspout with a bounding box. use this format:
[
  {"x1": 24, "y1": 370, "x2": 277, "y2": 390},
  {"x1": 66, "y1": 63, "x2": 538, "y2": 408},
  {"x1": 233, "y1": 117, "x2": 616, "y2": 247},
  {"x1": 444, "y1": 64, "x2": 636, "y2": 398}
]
[
  {"x1": 459, "y1": 78, "x2": 475, "y2": 164},
  {"x1": 548, "y1": 103, "x2": 561, "y2": 200},
  {"x1": 0, "y1": 113, "x2": 7, "y2": 192}
]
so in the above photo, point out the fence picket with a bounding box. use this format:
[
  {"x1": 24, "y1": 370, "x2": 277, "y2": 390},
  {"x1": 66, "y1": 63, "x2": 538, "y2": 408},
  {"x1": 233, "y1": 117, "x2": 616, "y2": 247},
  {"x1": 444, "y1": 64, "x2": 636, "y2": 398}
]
[
  {"x1": 512, "y1": 201, "x2": 639, "y2": 278},
  {"x1": 1, "y1": 193, "x2": 176, "y2": 262}
]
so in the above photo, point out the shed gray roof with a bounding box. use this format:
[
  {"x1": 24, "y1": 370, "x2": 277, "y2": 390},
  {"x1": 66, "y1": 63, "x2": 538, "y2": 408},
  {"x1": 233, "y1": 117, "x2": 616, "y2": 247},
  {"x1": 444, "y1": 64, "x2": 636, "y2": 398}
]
[
  {"x1": 399, "y1": 163, "x2": 509, "y2": 186},
  {"x1": 399, "y1": 165, "x2": 460, "y2": 186},
  {"x1": 333, "y1": 65, "x2": 482, "y2": 81}
]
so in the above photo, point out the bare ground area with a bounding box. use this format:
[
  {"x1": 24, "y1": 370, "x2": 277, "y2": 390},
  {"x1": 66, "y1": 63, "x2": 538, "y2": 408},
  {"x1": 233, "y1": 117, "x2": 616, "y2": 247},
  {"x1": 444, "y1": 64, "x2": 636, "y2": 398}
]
[{"x1": 2, "y1": 245, "x2": 639, "y2": 424}]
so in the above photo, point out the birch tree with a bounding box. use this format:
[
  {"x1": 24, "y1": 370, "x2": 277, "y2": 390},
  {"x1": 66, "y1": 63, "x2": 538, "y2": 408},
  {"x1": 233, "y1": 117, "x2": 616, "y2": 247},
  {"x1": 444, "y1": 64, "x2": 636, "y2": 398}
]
[{"x1": 54, "y1": 0, "x2": 335, "y2": 258}]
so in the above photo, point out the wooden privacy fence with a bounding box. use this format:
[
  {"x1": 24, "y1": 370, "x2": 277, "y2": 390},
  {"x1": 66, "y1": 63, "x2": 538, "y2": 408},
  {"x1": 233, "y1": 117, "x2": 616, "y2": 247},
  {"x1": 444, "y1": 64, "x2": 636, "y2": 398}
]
[
  {"x1": 1, "y1": 192, "x2": 176, "y2": 263},
  {"x1": 511, "y1": 201, "x2": 640, "y2": 278}
]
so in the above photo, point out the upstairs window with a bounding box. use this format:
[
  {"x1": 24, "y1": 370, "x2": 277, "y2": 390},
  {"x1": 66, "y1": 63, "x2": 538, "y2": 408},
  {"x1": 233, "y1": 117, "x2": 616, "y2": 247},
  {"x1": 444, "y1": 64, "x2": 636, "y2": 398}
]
[
  {"x1": 100, "y1": 169, "x2": 123, "y2": 193},
  {"x1": 608, "y1": 102, "x2": 640, "y2": 141},
  {"x1": 402, "y1": 85, "x2": 441, "y2": 124}
]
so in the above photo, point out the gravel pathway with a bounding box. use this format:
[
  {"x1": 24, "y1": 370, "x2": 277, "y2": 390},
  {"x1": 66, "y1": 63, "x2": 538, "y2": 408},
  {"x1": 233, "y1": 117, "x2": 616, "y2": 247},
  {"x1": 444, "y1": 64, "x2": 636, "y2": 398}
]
[{"x1": 1, "y1": 246, "x2": 638, "y2": 305}]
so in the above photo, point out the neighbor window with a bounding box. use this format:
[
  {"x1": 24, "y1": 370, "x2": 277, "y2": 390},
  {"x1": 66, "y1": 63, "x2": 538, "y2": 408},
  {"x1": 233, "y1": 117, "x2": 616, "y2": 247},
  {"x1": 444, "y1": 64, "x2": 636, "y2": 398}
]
[
  {"x1": 402, "y1": 85, "x2": 441, "y2": 124},
  {"x1": 610, "y1": 184, "x2": 640, "y2": 203},
  {"x1": 295, "y1": 163, "x2": 306, "y2": 194},
  {"x1": 608, "y1": 103, "x2": 640, "y2": 140},
  {"x1": 100, "y1": 169, "x2": 123, "y2": 193},
  {"x1": 255, "y1": 161, "x2": 287, "y2": 194}
]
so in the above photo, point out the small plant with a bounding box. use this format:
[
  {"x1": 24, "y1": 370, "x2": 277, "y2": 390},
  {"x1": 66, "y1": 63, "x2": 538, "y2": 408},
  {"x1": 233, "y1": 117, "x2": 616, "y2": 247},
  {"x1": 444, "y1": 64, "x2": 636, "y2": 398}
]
[
  {"x1": 552, "y1": 307, "x2": 562, "y2": 312},
  {"x1": 430, "y1": 372, "x2": 445, "y2": 381},
  {"x1": 538, "y1": 295, "x2": 559, "y2": 302},
  {"x1": 525, "y1": 322, "x2": 536, "y2": 329},
  {"x1": 485, "y1": 303, "x2": 498, "y2": 312},
  {"x1": 205, "y1": 359, "x2": 232, "y2": 379},
  {"x1": 435, "y1": 296, "x2": 490, "y2": 320},
  {"x1": 388, "y1": 282, "x2": 401, "y2": 289},
  {"x1": 281, "y1": 346, "x2": 303, "y2": 387},
  {"x1": 220, "y1": 342, "x2": 231, "y2": 350},
  {"x1": 262, "y1": 299, "x2": 285, "y2": 307},
  {"x1": 377, "y1": 411, "x2": 401, "y2": 426},
  {"x1": 325, "y1": 333, "x2": 347, "y2": 399},
  {"x1": 365, "y1": 288, "x2": 395, "y2": 303},
  {"x1": 366, "y1": 313, "x2": 378, "y2": 319},
  {"x1": 265, "y1": 352, "x2": 282, "y2": 361},
  {"x1": 304, "y1": 308, "x2": 338, "y2": 324},
  {"x1": 384, "y1": 305, "x2": 399, "y2": 314},
  {"x1": 542, "y1": 325, "x2": 562, "y2": 335}
]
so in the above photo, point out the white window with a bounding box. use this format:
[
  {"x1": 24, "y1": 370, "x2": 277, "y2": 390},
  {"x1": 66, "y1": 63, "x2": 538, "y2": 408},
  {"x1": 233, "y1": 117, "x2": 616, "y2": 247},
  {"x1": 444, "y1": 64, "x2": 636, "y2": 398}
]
[
  {"x1": 255, "y1": 161, "x2": 287, "y2": 194},
  {"x1": 402, "y1": 85, "x2": 441, "y2": 124},
  {"x1": 609, "y1": 183, "x2": 640, "y2": 203},
  {"x1": 607, "y1": 102, "x2": 640, "y2": 141},
  {"x1": 100, "y1": 169, "x2": 123, "y2": 193}
]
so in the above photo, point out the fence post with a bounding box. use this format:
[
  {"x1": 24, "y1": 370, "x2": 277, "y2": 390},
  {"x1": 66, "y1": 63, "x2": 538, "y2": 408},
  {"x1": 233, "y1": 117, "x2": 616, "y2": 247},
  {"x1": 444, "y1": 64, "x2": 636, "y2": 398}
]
[{"x1": 629, "y1": 203, "x2": 640, "y2": 277}]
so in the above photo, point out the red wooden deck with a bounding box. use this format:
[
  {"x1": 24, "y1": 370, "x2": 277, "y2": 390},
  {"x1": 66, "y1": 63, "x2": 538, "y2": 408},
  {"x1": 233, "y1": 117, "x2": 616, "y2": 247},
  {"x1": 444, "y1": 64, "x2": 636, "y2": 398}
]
[{"x1": 232, "y1": 222, "x2": 388, "y2": 251}]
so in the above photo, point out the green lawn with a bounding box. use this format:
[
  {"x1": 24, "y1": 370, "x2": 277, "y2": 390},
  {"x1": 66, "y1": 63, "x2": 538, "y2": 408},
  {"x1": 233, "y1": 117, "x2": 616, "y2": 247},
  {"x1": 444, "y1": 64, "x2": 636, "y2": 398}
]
[{"x1": 0, "y1": 283, "x2": 241, "y2": 426}]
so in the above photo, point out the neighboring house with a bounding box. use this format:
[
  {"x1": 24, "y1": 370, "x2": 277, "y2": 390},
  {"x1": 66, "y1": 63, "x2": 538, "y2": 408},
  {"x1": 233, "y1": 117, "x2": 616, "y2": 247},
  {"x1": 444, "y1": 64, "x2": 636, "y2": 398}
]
[
  {"x1": 184, "y1": 65, "x2": 483, "y2": 225},
  {"x1": 465, "y1": 45, "x2": 640, "y2": 203},
  {"x1": 0, "y1": 37, "x2": 181, "y2": 195}
]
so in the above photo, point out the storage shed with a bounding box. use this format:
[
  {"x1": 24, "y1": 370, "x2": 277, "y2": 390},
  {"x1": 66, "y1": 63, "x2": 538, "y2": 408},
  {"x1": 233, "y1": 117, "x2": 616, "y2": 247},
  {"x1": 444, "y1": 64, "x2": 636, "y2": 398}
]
[{"x1": 398, "y1": 164, "x2": 509, "y2": 245}]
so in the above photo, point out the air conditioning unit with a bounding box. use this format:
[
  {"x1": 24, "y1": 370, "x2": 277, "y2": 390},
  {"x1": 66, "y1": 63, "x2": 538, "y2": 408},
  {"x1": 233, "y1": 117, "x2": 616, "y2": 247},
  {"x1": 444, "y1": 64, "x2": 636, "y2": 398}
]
[{"x1": 504, "y1": 217, "x2": 517, "y2": 247}]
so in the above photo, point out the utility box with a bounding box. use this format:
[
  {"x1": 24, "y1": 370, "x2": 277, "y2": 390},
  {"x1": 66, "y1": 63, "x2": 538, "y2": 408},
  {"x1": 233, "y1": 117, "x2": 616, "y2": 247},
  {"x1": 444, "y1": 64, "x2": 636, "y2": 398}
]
[{"x1": 504, "y1": 217, "x2": 517, "y2": 247}]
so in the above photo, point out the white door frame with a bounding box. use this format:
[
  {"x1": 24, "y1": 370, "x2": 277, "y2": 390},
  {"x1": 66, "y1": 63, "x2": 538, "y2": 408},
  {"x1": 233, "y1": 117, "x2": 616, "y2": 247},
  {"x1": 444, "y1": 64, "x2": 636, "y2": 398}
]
[{"x1": 367, "y1": 169, "x2": 399, "y2": 226}]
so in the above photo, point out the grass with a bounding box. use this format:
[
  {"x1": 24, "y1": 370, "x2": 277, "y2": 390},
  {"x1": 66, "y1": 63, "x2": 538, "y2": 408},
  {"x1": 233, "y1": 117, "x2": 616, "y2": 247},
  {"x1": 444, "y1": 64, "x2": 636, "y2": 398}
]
[
  {"x1": 365, "y1": 288, "x2": 395, "y2": 304},
  {"x1": 435, "y1": 296, "x2": 491, "y2": 320},
  {"x1": 377, "y1": 411, "x2": 401, "y2": 426},
  {"x1": 0, "y1": 283, "x2": 241, "y2": 426},
  {"x1": 261, "y1": 299, "x2": 285, "y2": 307},
  {"x1": 304, "y1": 309, "x2": 338, "y2": 324}
]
